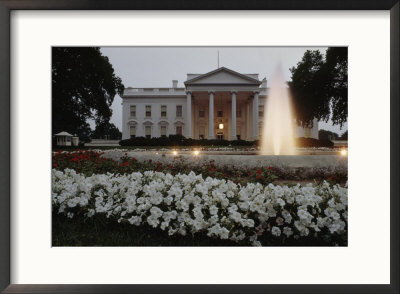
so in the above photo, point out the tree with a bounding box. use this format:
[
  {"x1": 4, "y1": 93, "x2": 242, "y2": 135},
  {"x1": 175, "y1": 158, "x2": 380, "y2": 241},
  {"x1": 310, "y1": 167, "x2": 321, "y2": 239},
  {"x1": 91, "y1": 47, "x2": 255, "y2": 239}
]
[
  {"x1": 52, "y1": 47, "x2": 124, "y2": 139},
  {"x1": 318, "y1": 129, "x2": 339, "y2": 141},
  {"x1": 289, "y1": 47, "x2": 348, "y2": 128},
  {"x1": 339, "y1": 130, "x2": 348, "y2": 140},
  {"x1": 92, "y1": 122, "x2": 122, "y2": 140}
]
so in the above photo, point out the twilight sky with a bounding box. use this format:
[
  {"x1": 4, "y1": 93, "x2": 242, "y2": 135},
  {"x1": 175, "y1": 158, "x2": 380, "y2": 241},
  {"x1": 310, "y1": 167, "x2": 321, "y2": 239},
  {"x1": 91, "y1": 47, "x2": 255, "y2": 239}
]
[{"x1": 100, "y1": 47, "x2": 348, "y2": 136}]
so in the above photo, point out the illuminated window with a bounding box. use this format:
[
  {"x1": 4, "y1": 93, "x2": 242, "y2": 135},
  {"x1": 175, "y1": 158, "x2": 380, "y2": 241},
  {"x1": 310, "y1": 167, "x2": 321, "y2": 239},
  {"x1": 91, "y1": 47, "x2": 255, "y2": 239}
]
[
  {"x1": 161, "y1": 105, "x2": 167, "y2": 117},
  {"x1": 130, "y1": 105, "x2": 136, "y2": 117},
  {"x1": 199, "y1": 126, "x2": 205, "y2": 139}
]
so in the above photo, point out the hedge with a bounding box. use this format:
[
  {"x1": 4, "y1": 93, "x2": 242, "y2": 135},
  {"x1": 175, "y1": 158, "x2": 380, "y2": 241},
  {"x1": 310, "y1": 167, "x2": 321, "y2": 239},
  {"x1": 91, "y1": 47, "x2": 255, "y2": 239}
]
[
  {"x1": 119, "y1": 135, "x2": 255, "y2": 147},
  {"x1": 119, "y1": 135, "x2": 333, "y2": 148}
]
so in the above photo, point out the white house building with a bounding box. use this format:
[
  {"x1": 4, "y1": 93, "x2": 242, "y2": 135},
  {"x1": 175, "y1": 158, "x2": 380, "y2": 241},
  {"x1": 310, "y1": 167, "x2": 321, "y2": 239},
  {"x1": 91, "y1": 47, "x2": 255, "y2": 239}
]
[{"x1": 121, "y1": 67, "x2": 318, "y2": 141}]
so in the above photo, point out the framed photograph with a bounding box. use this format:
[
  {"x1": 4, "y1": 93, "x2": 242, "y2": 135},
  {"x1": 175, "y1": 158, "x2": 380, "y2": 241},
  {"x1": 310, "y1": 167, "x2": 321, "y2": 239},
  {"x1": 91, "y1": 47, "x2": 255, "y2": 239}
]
[{"x1": 1, "y1": 1, "x2": 399, "y2": 293}]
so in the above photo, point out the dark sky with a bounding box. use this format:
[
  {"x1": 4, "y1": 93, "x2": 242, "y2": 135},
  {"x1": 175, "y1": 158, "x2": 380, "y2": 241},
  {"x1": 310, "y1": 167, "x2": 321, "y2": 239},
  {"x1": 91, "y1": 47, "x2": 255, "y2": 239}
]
[{"x1": 100, "y1": 47, "x2": 348, "y2": 136}]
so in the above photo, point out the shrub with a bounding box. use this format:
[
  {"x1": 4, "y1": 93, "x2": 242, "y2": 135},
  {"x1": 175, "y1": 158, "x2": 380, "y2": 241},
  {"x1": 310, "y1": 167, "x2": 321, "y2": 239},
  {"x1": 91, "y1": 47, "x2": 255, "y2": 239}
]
[
  {"x1": 295, "y1": 137, "x2": 334, "y2": 148},
  {"x1": 119, "y1": 136, "x2": 256, "y2": 147}
]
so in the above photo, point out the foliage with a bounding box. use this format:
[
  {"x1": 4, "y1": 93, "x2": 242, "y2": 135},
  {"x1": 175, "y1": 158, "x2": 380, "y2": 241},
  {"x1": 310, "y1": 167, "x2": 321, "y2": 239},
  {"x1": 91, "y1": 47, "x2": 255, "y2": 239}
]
[
  {"x1": 289, "y1": 47, "x2": 348, "y2": 127},
  {"x1": 52, "y1": 47, "x2": 124, "y2": 138},
  {"x1": 295, "y1": 137, "x2": 334, "y2": 148},
  {"x1": 120, "y1": 136, "x2": 333, "y2": 148},
  {"x1": 91, "y1": 122, "x2": 122, "y2": 140},
  {"x1": 119, "y1": 135, "x2": 255, "y2": 147},
  {"x1": 319, "y1": 129, "x2": 339, "y2": 141},
  {"x1": 339, "y1": 130, "x2": 348, "y2": 140}
]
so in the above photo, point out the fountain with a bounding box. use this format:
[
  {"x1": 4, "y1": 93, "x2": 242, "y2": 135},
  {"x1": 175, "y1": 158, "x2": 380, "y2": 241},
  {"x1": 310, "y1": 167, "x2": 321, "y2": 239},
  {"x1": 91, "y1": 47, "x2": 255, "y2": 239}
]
[{"x1": 260, "y1": 65, "x2": 296, "y2": 155}]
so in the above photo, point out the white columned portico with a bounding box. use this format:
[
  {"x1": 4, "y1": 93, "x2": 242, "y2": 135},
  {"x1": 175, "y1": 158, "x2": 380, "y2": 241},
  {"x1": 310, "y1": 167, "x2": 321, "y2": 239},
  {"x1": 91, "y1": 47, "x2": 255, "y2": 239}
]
[
  {"x1": 252, "y1": 91, "x2": 259, "y2": 140},
  {"x1": 208, "y1": 90, "x2": 214, "y2": 139},
  {"x1": 186, "y1": 91, "x2": 192, "y2": 138},
  {"x1": 231, "y1": 90, "x2": 237, "y2": 140}
]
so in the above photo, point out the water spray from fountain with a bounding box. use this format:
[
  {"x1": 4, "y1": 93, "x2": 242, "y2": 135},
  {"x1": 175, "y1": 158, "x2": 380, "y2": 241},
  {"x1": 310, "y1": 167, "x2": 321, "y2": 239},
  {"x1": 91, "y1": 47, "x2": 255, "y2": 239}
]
[{"x1": 260, "y1": 64, "x2": 296, "y2": 155}]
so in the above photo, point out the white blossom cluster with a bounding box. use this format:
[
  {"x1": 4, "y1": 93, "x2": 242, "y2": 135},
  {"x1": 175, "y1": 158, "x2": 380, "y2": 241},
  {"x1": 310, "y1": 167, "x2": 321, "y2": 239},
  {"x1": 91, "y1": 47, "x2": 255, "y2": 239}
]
[{"x1": 52, "y1": 169, "x2": 348, "y2": 246}]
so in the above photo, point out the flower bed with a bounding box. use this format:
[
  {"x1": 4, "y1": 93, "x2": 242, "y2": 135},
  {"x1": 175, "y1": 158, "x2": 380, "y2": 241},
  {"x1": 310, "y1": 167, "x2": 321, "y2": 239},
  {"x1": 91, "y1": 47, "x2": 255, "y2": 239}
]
[
  {"x1": 52, "y1": 168, "x2": 348, "y2": 246},
  {"x1": 52, "y1": 150, "x2": 347, "y2": 185}
]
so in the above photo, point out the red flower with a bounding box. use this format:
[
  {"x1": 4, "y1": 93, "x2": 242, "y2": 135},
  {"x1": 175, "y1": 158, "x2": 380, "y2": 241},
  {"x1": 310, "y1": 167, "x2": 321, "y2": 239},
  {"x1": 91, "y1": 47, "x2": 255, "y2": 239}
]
[
  {"x1": 121, "y1": 161, "x2": 130, "y2": 167},
  {"x1": 256, "y1": 175, "x2": 262, "y2": 179},
  {"x1": 268, "y1": 166, "x2": 275, "y2": 171},
  {"x1": 71, "y1": 158, "x2": 78, "y2": 162},
  {"x1": 328, "y1": 176, "x2": 334, "y2": 181},
  {"x1": 53, "y1": 163, "x2": 57, "y2": 168},
  {"x1": 256, "y1": 169, "x2": 262, "y2": 175}
]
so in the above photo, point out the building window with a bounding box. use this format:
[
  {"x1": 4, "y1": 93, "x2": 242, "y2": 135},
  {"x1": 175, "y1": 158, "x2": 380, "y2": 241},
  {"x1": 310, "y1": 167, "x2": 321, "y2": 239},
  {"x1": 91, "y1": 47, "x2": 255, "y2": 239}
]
[
  {"x1": 199, "y1": 110, "x2": 205, "y2": 118},
  {"x1": 146, "y1": 105, "x2": 151, "y2": 117},
  {"x1": 259, "y1": 105, "x2": 264, "y2": 118},
  {"x1": 236, "y1": 110, "x2": 241, "y2": 118},
  {"x1": 176, "y1": 126, "x2": 182, "y2": 135},
  {"x1": 237, "y1": 126, "x2": 241, "y2": 140},
  {"x1": 176, "y1": 105, "x2": 182, "y2": 117},
  {"x1": 305, "y1": 128, "x2": 311, "y2": 138},
  {"x1": 259, "y1": 125, "x2": 263, "y2": 137},
  {"x1": 160, "y1": 126, "x2": 167, "y2": 137},
  {"x1": 145, "y1": 126, "x2": 151, "y2": 138},
  {"x1": 130, "y1": 105, "x2": 136, "y2": 117},
  {"x1": 217, "y1": 133, "x2": 224, "y2": 140},
  {"x1": 217, "y1": 110, "x2": 223, "y2": 117},
  {"x1": 199, "y1": 126, "x2": 205, "y2": 139},
  {"x1": 130, "y1": 126, "x2": 136, "y2": 139},
  {"x1": 161, "y1": 105, "x2": 167, "y2": 118}
]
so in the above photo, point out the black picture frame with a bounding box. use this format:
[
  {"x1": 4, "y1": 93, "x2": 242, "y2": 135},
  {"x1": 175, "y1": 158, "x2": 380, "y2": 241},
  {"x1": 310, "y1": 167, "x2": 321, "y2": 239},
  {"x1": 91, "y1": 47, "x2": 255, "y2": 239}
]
[{"x1": 0, "y1": 1, "x2": 398, "y2": 293}]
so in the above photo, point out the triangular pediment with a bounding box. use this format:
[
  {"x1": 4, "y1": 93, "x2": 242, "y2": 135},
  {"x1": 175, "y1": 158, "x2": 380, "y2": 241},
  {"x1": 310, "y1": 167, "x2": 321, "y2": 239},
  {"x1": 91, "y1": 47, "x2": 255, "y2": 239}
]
[{"x1": 185, "y1": 67, "x2": 261, "y2": 86}]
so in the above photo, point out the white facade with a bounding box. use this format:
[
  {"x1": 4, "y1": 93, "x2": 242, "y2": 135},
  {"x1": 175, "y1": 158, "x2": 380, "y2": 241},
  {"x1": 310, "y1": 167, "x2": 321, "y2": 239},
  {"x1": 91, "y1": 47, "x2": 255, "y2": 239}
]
[{"x1": 121, "y1": 67, "x2": 318, "y2": 141}]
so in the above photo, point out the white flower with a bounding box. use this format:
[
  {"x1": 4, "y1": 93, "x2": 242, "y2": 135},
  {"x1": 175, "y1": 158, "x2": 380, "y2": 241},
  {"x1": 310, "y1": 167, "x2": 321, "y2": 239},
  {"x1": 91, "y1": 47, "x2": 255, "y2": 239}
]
[
  {"x1": 52, "y1": 169, "x2": 348, "y2": 246},
  {"x1": 283, "y1": 227, "x2": 293, "y2": 237},
  {"x1": 271, "y1": 226, "x2": 281, "y2": 237},
  {"x1": 209, "y1": 205, "x2": 219, "y2": 216}
]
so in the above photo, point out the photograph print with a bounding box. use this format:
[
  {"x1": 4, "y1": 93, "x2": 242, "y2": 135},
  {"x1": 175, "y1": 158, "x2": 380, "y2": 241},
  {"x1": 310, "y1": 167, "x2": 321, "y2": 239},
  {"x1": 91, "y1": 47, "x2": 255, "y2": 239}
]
[{"x1": 52, "y1": 46, "x2": 348, "y2": 247}]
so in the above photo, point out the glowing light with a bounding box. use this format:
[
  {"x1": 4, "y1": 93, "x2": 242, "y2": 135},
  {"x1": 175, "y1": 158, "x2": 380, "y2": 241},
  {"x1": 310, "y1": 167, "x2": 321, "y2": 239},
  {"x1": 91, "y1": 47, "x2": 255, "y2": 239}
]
[
  {"x1": 219, "y1": 124, "x2": 224, "y2": 130},
  {"x1": 172, "y1": 151, "x2": 178, "y2": 156},
  {"x1": 340, "y1": 149, "x2": 347, "y2": 156},
  {"x1": 193, "y1": 150, "x2": 200, "y2": 156}
]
